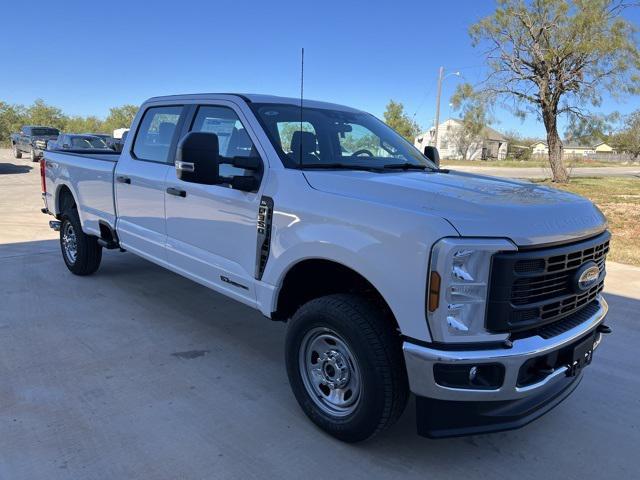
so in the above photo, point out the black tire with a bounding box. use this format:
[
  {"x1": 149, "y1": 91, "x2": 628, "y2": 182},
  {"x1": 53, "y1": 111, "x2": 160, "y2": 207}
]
[
  {"x1": 285, "y1": 294, "x2": 409, "y2": 442},
  {"x1": 31, "y1": 147, "x2": 39, "y2": 162},
  {"x1": 60, "y1": 208, "x2": 102, "y2": 275},
  {"x1": 13, "y1": 145, "x2": 22, "y2": 159}
]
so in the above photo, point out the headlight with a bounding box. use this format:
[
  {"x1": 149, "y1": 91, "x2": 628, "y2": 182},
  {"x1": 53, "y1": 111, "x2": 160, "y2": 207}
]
[{"x1": 427, "y1": 238, "x2": 516, "y2": 343}]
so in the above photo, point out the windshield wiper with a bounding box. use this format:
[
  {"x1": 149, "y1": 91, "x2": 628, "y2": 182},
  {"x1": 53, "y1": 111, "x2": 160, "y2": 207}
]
[
  {"x1": 299, "y1": 163, "x2": 385, "y2": 172},
  {"x1": 382, "y1": 163, "x2": 431, "y2": 171}
]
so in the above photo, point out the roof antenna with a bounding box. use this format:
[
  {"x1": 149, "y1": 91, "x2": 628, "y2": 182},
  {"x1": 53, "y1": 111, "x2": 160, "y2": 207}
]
[{"x1": 299, "y1": 47, "x2": 304, "y2": 170}]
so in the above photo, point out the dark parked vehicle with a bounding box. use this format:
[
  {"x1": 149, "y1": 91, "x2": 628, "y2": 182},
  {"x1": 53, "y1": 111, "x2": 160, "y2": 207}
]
[
  {"x1": 10, "y1": 126, "x2": 60, "y2": 161},
  {"x1": 106, "y1": 131, "x2": 128, "y2": 152},
  {"x1": 47, "y1": 134, "x2": 112, "y2": 151},
  {"x1": 82, "y1": 133, "x2": 112, "y2": 144},
  {"x1": 79, "y1": 133, "x2": 129, "y2": 152}
]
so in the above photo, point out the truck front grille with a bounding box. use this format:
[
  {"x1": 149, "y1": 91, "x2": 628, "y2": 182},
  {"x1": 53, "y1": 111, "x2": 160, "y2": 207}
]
[{"x1": 486, "y1": 231, "x2": 609, "y2": 334}]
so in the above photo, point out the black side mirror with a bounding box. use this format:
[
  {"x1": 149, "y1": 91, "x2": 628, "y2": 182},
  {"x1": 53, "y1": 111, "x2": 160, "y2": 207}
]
[
  {"x1": 424, "y1": 146, "x2": 440, "y2": 168},
  {"x1": 176, "y1": 132, "x2": 221, "y2": 185}
]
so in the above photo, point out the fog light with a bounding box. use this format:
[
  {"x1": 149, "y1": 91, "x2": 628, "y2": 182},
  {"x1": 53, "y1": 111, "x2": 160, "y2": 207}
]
[{"x1": 433, "y1": 363, "x2": 505, "y2": 390}]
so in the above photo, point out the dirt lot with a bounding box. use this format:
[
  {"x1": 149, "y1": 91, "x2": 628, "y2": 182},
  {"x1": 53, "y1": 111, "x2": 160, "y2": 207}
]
[
  {"x1": 535, "y1": 177, "x2": 640, "y2": 266},
  {"x1": 442, "y1": 157, "x2": 640, "y2": 168},
  {"x1": 1, "y1": 149, "x2": 639, "y2": 479}
]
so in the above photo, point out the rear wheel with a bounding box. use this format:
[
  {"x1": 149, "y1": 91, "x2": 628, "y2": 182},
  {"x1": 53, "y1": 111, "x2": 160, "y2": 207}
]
[
  {"x1": 60, "y1": 208, "x2": 102, "y2": 275},
  {"x1": 13, "y1": 145, "x2": 22, "y2": 159},
  {"x1": 285, "y1": 294, "x2": 408, "y2": 442}
]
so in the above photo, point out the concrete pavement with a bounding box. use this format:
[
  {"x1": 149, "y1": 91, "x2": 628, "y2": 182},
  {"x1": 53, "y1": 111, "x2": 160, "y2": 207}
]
[{"x1": 1, "y1": 149, "x2": 639, "y2": 479}]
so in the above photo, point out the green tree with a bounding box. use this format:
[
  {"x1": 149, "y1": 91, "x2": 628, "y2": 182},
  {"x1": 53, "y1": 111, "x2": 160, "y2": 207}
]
[
  {"x1": 26, "y1": 99, "x2": 67, "y2": 130},
  {"x1": 611, "y1": 110, "x2": 640, "y2": 160},
  {"x1": 0, "y1": 101, "x2": 27, "y2": 146},
  {"x1": 464, "y1": 0, "x2": 640, "y2": 182},
  {"x1": 383, "y1": 100, "x2": 421, "y2": 141},
  {"x1": 450, "y1": 85, "x2": 489, "y2": 160},
  {"x1": 502, "y1": 130, "x2": 537, "y2": 159},
  {"x1": 65, "y1": 115, "x2": 106, "y2": 134},
  {"x1": 104, "y1": 105, "x2": 138, "y2": 133}
]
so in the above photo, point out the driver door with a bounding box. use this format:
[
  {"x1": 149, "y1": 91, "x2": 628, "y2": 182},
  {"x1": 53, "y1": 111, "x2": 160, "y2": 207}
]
[{"x1": 164, "y1": 101, "x2": 266, "y2": 304}]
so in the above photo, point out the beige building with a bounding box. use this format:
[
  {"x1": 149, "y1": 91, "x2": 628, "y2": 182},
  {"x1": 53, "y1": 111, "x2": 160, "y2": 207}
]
[
  {"x1": 414, "y1": 119, "x2": 508, "y2": 160},
  {"x1": 531, "y1": 141, "x2": 615, "y2": 156}
]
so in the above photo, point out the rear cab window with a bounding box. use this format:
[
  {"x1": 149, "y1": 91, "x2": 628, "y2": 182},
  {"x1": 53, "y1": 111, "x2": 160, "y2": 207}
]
[{"x1": 132, "y1": 106, "x2": 183, "y2": 163}]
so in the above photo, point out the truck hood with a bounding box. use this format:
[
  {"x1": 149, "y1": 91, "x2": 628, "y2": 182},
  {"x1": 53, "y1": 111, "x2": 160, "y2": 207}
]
[{"x1": 303, "y1": 169, "x2": 607, "y2": 246}]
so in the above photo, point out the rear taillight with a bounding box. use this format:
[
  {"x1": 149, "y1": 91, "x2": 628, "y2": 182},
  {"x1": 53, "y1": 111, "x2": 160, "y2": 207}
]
[{"x1": 40, "y1": 159, "x2": 46, "y2": 193}]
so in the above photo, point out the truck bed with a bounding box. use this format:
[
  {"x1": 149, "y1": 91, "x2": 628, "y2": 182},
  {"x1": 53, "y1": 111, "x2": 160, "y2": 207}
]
[{"x1": 43, "y1": 150, "x2": 120, "y2": 237}]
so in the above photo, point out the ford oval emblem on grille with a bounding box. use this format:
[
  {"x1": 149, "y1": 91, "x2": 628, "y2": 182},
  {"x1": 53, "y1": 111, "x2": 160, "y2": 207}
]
[{"x1": 574, "y1": 261, "x2": 600, "y2": 292}]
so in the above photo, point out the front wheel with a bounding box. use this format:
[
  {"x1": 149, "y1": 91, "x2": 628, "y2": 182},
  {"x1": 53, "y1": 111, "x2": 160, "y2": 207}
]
[
  {"x1": 31, "y1": 147, "x2": 39, "y2": 162},
  {"x1": 60, "y1": 208, "x2": 102, "y2": 275},
  {"x1": 285, "y1": 294, "x2": 408, "y2": 442},
  {"x1": 13, "y1": 145, "x2": 22, "y2": 159}
]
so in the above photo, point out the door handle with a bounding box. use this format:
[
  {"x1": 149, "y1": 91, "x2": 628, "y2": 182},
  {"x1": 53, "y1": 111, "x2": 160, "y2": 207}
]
[
  {"x1": 166, "y1": 187, "x2": 187, "y2": 197},
  {"x1": 116, "y1": 175, "x2": 131, "y2": 184}
]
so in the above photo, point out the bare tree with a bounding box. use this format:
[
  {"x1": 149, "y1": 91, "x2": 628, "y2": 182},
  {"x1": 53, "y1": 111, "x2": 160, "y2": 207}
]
[
  {"x1": 450, "y1": 85, "x2": 490, "y2": 160},
  {"x1": 464, "y1": 0, "x2": 640, "y2": 182},
  {"x1": 611, "y1": 110, "x2": 640, "y2": 159}
]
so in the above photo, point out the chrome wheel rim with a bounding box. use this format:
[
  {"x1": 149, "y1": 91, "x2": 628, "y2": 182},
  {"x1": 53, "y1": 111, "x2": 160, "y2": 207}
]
[
  {"x1": 62, "y1": 222, "x2": 78, "y2": 264},
  {"x1": 299, "y1": 327, "x2": 361, "y2": 417}
]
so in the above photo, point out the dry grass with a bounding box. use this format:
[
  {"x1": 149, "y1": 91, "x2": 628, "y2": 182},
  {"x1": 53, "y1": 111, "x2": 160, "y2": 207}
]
[
  {"x1": 441, "y1": 158, "x2": 631, "y2": 168},
  {"x1": 535, "y1": 177, "x2": 640, "y2": 266}
]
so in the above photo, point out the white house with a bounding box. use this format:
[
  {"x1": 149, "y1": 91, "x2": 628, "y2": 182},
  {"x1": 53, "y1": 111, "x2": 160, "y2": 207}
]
[
  {"x1": 414, "y1": 118, "x2": 508, "y2": 160},
  {"x1": 530, "y1": 140, "x2": 616, "y2": 157}
]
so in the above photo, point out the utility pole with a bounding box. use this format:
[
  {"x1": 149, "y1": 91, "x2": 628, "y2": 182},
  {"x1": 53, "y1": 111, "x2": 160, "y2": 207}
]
[
  {"x1": 433, "y1": 66, "x2": 444, "y2": 148},
  {"x1": 433, "y1": 67, "x2": 460, "y2": 148}
]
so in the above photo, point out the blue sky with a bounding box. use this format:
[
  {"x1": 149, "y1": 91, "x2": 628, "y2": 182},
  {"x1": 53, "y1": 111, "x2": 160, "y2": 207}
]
[{"x1": 1, "y1": 0, "x2": 639, "y2": 138}]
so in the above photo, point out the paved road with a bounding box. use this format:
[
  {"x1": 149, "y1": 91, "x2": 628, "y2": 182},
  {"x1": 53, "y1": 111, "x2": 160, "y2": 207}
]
[
  {"x1": 450, "y1": 164, "x2": 640, "y2": 179},
  {"x1": 1, "y1": 149, "x2": 639, "y2": 479}
]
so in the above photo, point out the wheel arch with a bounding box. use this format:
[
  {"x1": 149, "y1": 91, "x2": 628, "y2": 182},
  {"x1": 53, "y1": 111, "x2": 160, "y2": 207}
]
[
  {"x1": 55, "y1": 183, "x2": 77, "y2": 215},
  {"x1": 272, "y1": 258, "x2": 399, "y2": 331}
]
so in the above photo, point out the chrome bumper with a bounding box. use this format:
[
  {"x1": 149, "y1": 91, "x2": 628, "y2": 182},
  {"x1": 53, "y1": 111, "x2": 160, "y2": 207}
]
[{"x1": 403, "y1": 296, "x2": 608, "y2": 401}]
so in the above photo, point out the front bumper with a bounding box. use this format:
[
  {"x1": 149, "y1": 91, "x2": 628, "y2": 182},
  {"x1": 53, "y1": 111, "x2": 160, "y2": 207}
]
[{"x1": 403, "y1": 296, "x2": 608, "y2": 437}]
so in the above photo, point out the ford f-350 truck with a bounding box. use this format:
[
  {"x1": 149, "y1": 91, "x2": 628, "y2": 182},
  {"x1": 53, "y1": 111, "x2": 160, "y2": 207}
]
[{"x1": 41, "y1": 94, "x2": 611, "y2": 442}]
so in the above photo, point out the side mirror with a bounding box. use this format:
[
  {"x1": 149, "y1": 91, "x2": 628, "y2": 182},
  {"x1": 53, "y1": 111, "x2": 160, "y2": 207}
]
[
  {"x1": 424, "y1": 146, "x2": 440, "y2": 168},
  {"x1": 176, "y1": 132, "x2": 221, "y2": 185}
]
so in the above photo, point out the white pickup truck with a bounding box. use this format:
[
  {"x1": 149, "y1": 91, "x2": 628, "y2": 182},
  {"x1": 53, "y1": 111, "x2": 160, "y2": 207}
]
[{"x1": 41, "y1": 93, "x2": 611, "y2": 442}]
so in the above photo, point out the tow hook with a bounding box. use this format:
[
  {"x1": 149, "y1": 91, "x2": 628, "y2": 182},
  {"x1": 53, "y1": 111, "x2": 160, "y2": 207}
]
[
  {"x1": 49, "y1": 220, "x2": 61, "y2": 231},
  {"x1": 597, "y1": 324, "x2": 612, "y2": 334}
]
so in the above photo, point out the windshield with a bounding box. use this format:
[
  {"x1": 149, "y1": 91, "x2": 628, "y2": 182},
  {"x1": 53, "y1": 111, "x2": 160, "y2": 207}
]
[
  {"x1": 252, "y1": 103, "x2": 434, "y2": 170},
  {"x1": 70, "y1": 136, "x2": 109, "y2": 149},
  {"x1": 31, "y1": 128, "x2": 59, "y2": 136}
]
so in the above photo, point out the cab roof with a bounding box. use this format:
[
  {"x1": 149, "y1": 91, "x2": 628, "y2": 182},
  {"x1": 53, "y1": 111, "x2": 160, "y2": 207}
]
[{"x1": 144, "y1": 93, "x2": 363, "y2": 113}]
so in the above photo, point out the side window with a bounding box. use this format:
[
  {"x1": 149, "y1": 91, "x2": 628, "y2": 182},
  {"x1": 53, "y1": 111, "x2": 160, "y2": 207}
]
[
  {"x1": 190, "y1": 105, "x2": 258, "y2": 178},
  {"x1": 132, "y1": 106, "x2": 183, "y2": 163}
]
